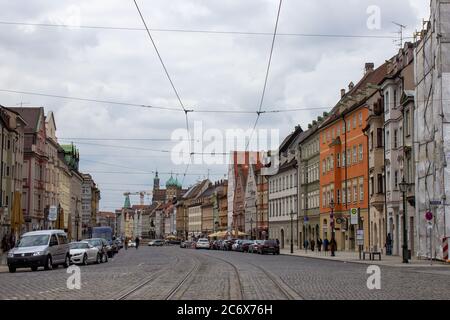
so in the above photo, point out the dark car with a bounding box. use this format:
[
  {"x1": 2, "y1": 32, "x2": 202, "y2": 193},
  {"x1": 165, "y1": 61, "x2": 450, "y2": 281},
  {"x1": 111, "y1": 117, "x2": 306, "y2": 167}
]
[
  {"x1": 257, "y1": 240, "x2": 280, "y2": 255},
  {"x1": 240, "y1": 240, "x2": 254, "y2": 252}
]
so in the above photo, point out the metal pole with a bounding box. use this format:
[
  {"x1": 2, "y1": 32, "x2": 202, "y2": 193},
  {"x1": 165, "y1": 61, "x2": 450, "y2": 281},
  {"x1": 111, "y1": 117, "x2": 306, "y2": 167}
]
[
  {"x1": 402, "y1": 188, "x2": 408, "y2": 263},
  {"x1": 290, "y1": 211, "x2": 294, "y2": 254}
]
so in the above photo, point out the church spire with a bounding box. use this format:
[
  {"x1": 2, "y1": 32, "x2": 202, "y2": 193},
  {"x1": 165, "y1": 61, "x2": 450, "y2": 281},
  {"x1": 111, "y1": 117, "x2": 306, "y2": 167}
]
[{"x1": 153, "y1": 170, "x2": 160, "y2": 190}]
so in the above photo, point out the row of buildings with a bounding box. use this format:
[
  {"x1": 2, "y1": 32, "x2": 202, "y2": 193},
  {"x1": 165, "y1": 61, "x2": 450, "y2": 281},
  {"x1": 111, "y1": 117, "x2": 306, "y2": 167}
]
[
  {"x1": 263, "y1": 1, "x2": 449, "y2": 261},
  {"x1": 0, "y1": 106, "x2": 100, "y2": 245},
  {"x1": 115, "y1": 0, "x2": 449, "y2": 261}
]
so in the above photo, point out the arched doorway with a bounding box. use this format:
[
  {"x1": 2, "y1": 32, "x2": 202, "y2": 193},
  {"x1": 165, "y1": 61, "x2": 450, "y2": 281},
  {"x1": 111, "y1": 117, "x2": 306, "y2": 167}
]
[{"x1": 280, "y1": 229, "x2": 285, "y2": 249}]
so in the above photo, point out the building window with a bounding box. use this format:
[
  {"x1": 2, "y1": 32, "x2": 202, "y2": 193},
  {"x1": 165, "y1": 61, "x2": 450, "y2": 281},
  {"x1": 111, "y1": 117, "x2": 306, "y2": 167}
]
[
  {"x1": 359, "y1": 178, "x2": 364, "y2": 201},
  {"x1": 394, "y1": 171, "x2": 398, "y2": 189},
  {"x1": 385, "y1": 91, "x2": 389, "y2": 113},
  {"x1": 342, "y1": 123, "x2": 346, "y2": 134},
  {"x1": 377, "y1": 128, "x2": 383, "y2": 148},
  {"x1": 386, "y1": 130, "x2": 390, "y2": 150},
  {"x1": 353, "y1": 116, "x2": 357, "y2": 129},
  {"x1": 358, "y1": 112, "x2": 363, "y2": 126},
  {"x1": 394, "y1": 129, "x2": 398, "y2": 149},
  {"x1": 393, "y1": 89, "x2": 397, "y2": 109},
  {"x1": 322, "y1": 160, "x2": 326, "y2": 175},
  {"x1": 353, "y1": 185, "x2": 358, "y2": 203},
  {"x1": 359, "y1": 144, "x2": 363, "y2": 161},
  {"x1": 330, "y1": 155, "x2": 334, "y2": 170},
  {"x1": 353, "y1": 146, "x2": 357, "y2": 164},
  {"x1": 322, "y1": 191, "x2": 326, "y2": 208},
  {"x1": 370, "y1": 176, "x2": 374, "y2": 196},
  {"x1": 342, "y1": 152, "x2": 346, "y2": 167},
  {"x1": 337, "y1": 189, "x2": 340, "y2": 204},
  {"x1": 405, "y1": 109, "x2": 410, "y2": 136},
  {"x1": 347, "y1": 149, "x2": 351, "y2": 166},
  {"x1": 336, "y1": 153, "x2": 340, "y2": 168},
  {"x1": 347, "y1": 120, "x2": 351, "y2": 132},
  {"x1": 337, "y1": 126, "x2": 340, "y2": 137},
  {"x1": 377, "y1": 174, "x2": 383, "y2": 193}
]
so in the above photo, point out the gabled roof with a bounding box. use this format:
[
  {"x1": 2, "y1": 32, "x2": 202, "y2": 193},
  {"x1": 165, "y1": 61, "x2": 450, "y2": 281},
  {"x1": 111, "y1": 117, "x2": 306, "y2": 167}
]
[
  {"x1": 319, "y1": 62, "x2": 388, "y2": 129},
  {"x1": 9, "y1": 107, "x2": 44, "y2": 134}
]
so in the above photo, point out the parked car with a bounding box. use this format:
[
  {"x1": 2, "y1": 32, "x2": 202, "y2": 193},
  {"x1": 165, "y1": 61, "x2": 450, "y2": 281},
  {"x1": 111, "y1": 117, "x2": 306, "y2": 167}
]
[
  {"x1": 257, "y1": 240, "x2": 280, "y2": 255},
  {"x1": 7, "y1": 230, "x2": 70, "y2": 273},
  {"x1": 221, "y1": 240, "x2": 233, "y2": 251},
  {"x1": 248, "y1": 240, "x2": 264, "y2": 253},
  {"x1": 240, "y1": 240, "x2": 254, "y2": 252},
  {"x1": 115, "y1": 238, "x2": 123, "y2": 249},
  {"x1": 196, "y1": 238, "x2": 211, "y2": 249},
  {"x1": 232, "y1": 240, "x2": 243, "y2": 251},
  {"x1": 148, "y1": 239, "x2": 165, "y2": 246},
  {"x1": 69, "y1": 241, "x2": 101, "y2": 265},
  {"x1": 85, "y1": 238, "x2": 109, "y2": 262},
  {"x1": 128, "y1": 240, "x2": 136, "y2": 248},
  {"x1": 211, "y1": 240, "x2": 220, "y2": 250}
]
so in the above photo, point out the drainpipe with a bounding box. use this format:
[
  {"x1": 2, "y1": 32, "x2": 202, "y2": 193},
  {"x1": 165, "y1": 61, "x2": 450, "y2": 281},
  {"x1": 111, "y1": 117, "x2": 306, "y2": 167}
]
[
  {"x1": 364, "y1": 128, "x2": 371, "y2": 251},
  {"x1": 342, "y1": 115, "x2": 348, "y2": 250}
]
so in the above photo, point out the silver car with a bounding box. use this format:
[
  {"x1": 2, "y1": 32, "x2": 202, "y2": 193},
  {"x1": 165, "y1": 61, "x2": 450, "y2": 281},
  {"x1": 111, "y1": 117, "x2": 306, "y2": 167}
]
[{"x1": 7, "y1": 230, "x2": 70, "y2": 273}]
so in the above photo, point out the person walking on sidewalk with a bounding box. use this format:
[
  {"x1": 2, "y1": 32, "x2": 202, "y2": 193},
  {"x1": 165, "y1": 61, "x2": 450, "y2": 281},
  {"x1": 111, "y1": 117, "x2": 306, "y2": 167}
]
[
  {"x1": 310, "y1": 239, "x2": 315, "y2": 252},
  {"x1": 135, "y1": 236, "x2": 140, "y2": 250},
  {"x1": 323, "y1": 238, "x2": 329, "y2": 255},
  {"x1": 317, "y1": 238, "x2": 322, "y2": 254}
]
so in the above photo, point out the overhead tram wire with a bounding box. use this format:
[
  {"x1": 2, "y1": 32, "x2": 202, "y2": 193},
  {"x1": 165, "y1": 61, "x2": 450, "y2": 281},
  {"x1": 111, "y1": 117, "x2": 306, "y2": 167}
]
[
  {"x1": 246, "y1": 0, "x2": 283, "y2": 152},
  {"x1": 0, "y1": 20, "x2": 411, "y2": 39},
  {"x1": 0, "y1": 88, "x2": 343, "y2": 114},
  {"x1": 0, "y1": 89, "x2": 182, "y2": 112},
  {"x1": 133, "y1": 0, "x2": 193, "y2": 186}
]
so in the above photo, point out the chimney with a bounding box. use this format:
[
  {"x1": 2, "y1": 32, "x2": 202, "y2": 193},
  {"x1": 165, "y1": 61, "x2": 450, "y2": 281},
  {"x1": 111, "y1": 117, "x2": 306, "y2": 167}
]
[
  {"x1": 341, "y1": 89, "x2": 346, "y2": 97},
  {"x1": 365, "y1": 62, "x2": 374, "y2": 74},
  {"x1": 348, "y1": 81, "x2": 354, "y2": 91}
]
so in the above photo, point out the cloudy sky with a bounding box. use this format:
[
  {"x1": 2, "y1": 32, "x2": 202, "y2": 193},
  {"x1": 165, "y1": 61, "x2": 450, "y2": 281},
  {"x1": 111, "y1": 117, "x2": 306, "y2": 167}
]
[{"x1": 0, "y1": 0, "x2": 429, "y2": 210}]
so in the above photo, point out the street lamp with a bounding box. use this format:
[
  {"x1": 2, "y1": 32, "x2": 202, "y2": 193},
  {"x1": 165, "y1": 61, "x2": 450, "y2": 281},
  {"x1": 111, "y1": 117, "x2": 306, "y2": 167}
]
[
  {"x1": 290, "y1": 210, "x2": 296, "y2": 254},
  {"x1": 399, "y1": 178, "x2": 409, "y2": 264},
  {"x1": 329, "y1": 199, "x2": 336, "y2": 257}
]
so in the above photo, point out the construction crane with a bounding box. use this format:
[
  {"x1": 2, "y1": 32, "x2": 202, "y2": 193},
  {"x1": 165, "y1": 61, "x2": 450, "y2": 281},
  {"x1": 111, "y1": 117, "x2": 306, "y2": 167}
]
[{"x1": 123, "y1": 191, "x2": 151, "y2": 206}]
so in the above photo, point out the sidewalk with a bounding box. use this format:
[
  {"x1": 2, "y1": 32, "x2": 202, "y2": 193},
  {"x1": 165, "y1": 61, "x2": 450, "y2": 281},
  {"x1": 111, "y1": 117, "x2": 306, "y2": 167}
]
[{"x1": 280, "y1": 249, "x2": 450, "y2": 268}]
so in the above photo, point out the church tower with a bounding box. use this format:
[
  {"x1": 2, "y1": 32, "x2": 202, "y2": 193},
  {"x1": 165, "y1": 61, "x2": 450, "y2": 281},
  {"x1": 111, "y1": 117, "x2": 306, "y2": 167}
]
[{"x1": 153, "y1": 170, "x2": 160, "y2": 191}]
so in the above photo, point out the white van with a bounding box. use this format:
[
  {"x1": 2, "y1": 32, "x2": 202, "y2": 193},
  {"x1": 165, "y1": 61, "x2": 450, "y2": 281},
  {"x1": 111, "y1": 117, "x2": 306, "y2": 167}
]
[{"x1": 7, "y1": 230, "x2": 70, "y2": 273}]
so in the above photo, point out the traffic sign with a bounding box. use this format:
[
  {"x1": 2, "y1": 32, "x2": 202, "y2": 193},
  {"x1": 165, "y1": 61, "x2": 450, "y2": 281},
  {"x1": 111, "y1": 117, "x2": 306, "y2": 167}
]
[
  {"x1": 430, "y1": 200, "x2": 442, "y2": 206},
  {"x1": 350, "y1": 208, "x2": 358, "y2": 225},
  {"x1": 425, "y1": 211, "x2": 433, "y2": 221}
]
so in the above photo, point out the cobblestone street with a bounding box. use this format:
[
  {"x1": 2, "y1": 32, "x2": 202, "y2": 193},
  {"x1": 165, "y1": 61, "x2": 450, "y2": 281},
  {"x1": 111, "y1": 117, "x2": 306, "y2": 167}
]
[{"x1": 0, "y1": 246, "x2": 449, "y2": 300}]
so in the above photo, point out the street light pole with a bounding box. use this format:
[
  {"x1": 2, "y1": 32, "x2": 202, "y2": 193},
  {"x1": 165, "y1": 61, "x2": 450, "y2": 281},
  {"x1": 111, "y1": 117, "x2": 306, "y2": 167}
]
[
  {"x1": 399, "y1": 178, "x2": 409, "y2": 263},
  {"x1": 329, "y1": 199, "x2": 336, "y2": 257},
  {"x1": 290, "y1": 210, "x2": 294, "y2": 254}
]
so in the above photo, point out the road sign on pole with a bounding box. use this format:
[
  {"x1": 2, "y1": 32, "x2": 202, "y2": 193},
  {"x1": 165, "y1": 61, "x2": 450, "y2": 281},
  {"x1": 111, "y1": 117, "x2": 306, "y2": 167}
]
[
  {"x1": 350, "y1": 208, "x2": 358, "y2": 225},
  {"x1": 425, "y1": 211, "x2": 433, "y2": 221}
]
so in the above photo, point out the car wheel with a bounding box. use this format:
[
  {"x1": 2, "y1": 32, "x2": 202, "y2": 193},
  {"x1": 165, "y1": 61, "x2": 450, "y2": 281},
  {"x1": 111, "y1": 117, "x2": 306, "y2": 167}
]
[
  {"x1": 8, "y1": 266, "x2": 16, "y2": 273},
  {"x1": 63, "y1": 255, "x2": 70, "y2": 268},
  {"x1": 31, "y1": 266, "x2": 38, "y2": 272},
  {"x1": 83, "y1": 254, "x2": 88, "y2": 265},
  {"x1": 95, "y1": 253, "x2": 101, "y2": 264},
  {"x1": 102, "y1": 253, "x2": 108, "y2": 263},
  {"x1": 44, "y1": 255, "x2": 53, "y2": 270}
]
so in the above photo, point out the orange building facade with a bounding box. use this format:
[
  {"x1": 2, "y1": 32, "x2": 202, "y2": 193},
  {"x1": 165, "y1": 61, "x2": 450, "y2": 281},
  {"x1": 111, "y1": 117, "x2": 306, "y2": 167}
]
[
  {"x1": 319, "y1": 106, "x2": 370, "y2": 252},
  {"x1": 317, "y1": 62, "x2": 387, "y2": 252}
]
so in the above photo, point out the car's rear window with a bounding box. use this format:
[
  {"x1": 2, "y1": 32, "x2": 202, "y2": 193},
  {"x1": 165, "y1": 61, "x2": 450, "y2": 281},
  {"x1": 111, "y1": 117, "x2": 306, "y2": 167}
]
[{"x1": 265, "y1": 240, "x2": 277, "y2": 245}]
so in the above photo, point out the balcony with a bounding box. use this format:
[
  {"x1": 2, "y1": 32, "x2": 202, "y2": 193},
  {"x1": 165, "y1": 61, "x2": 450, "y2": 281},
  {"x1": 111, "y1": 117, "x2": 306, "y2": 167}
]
[{"x1": 370, "y1": 193, "x2": 385, "y2": 212}]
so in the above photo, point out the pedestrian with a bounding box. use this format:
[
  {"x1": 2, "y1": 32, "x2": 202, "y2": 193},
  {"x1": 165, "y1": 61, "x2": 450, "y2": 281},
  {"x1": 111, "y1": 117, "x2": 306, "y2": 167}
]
[
  {"x1": 385, "y1": 233, "x2": 392, "y2": 255},
  {"x1": 323, "y1": 238, "x2": 329, "y2": 255},
  {"x1": 304, "y1": 239, "x2": 309, "y2": 250},
  {"x1": 276, "y1": 238, "x2": 280, "y2": 246},
  {"x1": 330, "y1": 238, "x2": 337, "y2": 256},
  {"x1": 310, "y1": 239, "x2": 315, "y2": 252},
  {"x1": 135, "y1": 236, "x2": 140, "y2": 249},
  {"x1": 124, "y1": 237, "x2": 128, "y2": 250},
  {"x1": 317, "y1": 238, "x2": 322, "y2": 253}
]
